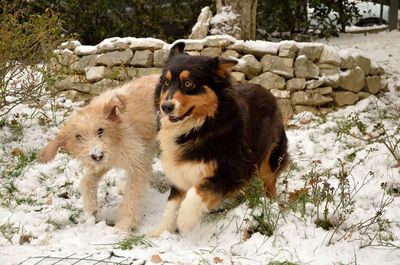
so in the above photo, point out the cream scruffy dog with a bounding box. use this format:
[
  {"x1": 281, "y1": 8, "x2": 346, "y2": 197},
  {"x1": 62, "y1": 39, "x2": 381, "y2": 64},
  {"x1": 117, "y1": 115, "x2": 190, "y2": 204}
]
[{"x1": 38, "y1": 75, "x2": 159, "y2": 232}]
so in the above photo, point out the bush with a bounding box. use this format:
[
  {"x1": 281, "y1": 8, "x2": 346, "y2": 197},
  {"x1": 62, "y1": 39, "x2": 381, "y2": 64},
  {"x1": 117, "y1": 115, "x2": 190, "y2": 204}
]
[{"x1": 0, "y1": 0, "x2": 64, "y2": 117}]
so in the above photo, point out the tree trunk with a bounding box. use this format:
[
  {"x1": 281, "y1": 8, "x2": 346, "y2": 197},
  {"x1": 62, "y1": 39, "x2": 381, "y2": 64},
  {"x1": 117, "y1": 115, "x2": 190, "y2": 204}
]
[{"x1": 215, "y1": 0, "x2": 258, "y2": 40}]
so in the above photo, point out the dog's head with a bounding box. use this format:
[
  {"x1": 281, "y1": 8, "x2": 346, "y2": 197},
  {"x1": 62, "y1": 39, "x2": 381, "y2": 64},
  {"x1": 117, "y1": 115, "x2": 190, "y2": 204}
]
[
  {"x1": 155, "y1": 42, "x2": 237, "y2": 127},
  {"x1": 38, "y1": 94, "x2": 126, "y2": 170}
]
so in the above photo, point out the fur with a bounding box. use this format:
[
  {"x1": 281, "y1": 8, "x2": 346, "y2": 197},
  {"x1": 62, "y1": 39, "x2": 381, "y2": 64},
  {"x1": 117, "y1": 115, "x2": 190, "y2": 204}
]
[
  {"x1": 38, "y1": 75, "x2": 159, "y2": 232},
  {"x1": 148, "y1": 42, "x2": 289, "y2": 236}
]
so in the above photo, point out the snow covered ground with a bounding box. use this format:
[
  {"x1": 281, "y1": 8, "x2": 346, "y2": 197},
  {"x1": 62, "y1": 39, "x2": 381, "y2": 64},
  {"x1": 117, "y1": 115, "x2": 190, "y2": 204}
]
[{"x1": 1, "y1": 31, "x2": 400, "y2": 265}]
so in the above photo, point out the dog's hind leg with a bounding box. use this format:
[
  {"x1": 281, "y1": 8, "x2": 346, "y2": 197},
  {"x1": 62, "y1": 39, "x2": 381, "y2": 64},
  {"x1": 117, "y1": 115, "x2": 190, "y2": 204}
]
[
  {"x1": 147, "y1": 186, "x2": 185, "y2": 237},
  {"x1": 80, "y1": 168, "x2": 107, "y2": 215},
  {"x1": 258, "y1": 148, "x2": 278, "y2": 199}
]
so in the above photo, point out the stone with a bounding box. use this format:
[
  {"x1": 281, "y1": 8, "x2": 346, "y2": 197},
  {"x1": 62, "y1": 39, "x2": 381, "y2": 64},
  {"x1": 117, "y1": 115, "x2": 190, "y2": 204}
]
[
  {"x1": 91, "y1": 79, "x2": 122, "y2": 95},
  {"x1": 62, "y1": 90, "x2": 92, "y2": 102},
  {"x1": 270, "y1": 89, "x2": 291, "y2": 99},
  {"x1": 233, "y1": 54, "x2": 261, "y2": 79},
  {"x1": 205, "y1": 35, "x2": 236, "y2": 48},
  {"x1": 291, "y1": 91, "x2": 333, "y2": 106},
  {"x1": 261, "y1": 54, "x2": 294, "y2": 78},
  {"x1": 277, "y1": 99, "x2": 294, "y2": 119},
  {"x1": 354, "y1": 54, "x2": 371, "y2": 75},
  {"x1": 86, "y1": 66, "x2": 112, "y2": 82},
  {"x1": 331, "y1": 91, "x2": 359, "y2": 107},
  {"x1": 189, "y1": 6, "x2": 213, "y2": 39},
  {"x1": 279, "y1": 42, "x2": 298, "y2": 58},
  {"x1": 96, "y1": 49, "x2": 133, "y2": 66},
  {"x1": 201, "y1": 47, "x2": 222, "y2": 57},
  {"x1": 306, "y1": 79, "x2": 324, "y2": 90},
  {"x1": 382, "y1": 79, "x2": 390, "y2": 92},
  {"x1": 298, "y1": 44, "x2": 324, "y2": 61},
  {"x1": 57, "y1": 49, "x2": 79, "y2": 66},
  {"x1": 97, "y1": 37, "x2": 130, "y2": 53},
  {"x1": 222, "y1": 49, "x2": 240, "y2": 59},
  {"x1": 357, "y1": 92, "x2": 371, "y2": 100},
  {"x1": 131, "y1": 50, "x2": 154, "y2": 67},
  {"x1": 294, "y1": 105, "x2": 318, "y2": 114},
  {"x1": 321, "y1": 74, "x2": 340, "y2": 89},
  {"x1": 61, "y1": 40, "x2": 81, "y2": 51},
  {"x1": 370, "y1": 62, "x2": 385, "y2": 76},
  {"x1": 74, "y1": 45, "x2": 98, "y2": 56},
  {"x1": 242, "y1": 41, "x2": 279, "y2": 57},
  {"x1": 319, "y1": 46, "x2": 341, "y2": 65},
  {"x1": 363, "y1": 76, "x2": 381, "y2": 94},
  {"x1": 129, "y1": 38, "x2": 166, "y2": 50},
  {"x1": 187, "y1": 51, "x2": 201, "y2": 56},
  {"x1": 110, "y1": 67, "x2": 138, "y2": 80},
  {"x1": 72, "y1": 54, "x2": 97, "y2": 73},
  {"x1": 54, "y1": 75, "x2": 87, "y2": 90},
  {"x1": 154, "y1": 49, "x2": 168, "y2": 67},
  {"x1": 339, "y1": 50, "x2": 355, "y2": 69},
  {"x1": 171, "y1": 39, "x2": 204, "y2": 51},
  {"x1": 231, "y1": 72, "x2": 245, "y2": 83},
  {"x1": 294, "y1": 55, "x2": 319, "y2": 79},
  {"x1": 136, "y1": 68, "x2": 162, "y2": 77},
  {"x1": 286, "y1": 78, "x2": 306, "y2": 91},
  {"x1": 309, "y1": 86, "x2": 332, "y2": 95},
  {"x1": 340, "y1": 67, "x2": 365, "y2": 92},
  {"x1": 249, "y1": 72, "x2": 285, "y2": 90},
  {"x1": 227, "y1": 40, "x2": 244, "y2": 53},
  {"x1": 318, "y1": 63, "x2": 339, "y2": 76}
]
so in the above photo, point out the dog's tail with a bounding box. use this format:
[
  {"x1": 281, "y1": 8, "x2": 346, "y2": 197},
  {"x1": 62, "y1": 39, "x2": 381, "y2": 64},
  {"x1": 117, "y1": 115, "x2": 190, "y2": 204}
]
[{"x1": 270, "y1": 128, "x2": 289, "y2": 177}]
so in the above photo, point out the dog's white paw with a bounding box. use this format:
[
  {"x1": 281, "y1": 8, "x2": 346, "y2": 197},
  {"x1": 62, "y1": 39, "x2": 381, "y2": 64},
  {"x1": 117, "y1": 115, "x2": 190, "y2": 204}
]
[
  {"x1": 115, "y1": 218, "x2": 134, "y2": 232},
  {"x1": 83, "y1": 202, "x2": 98, "y2": 216},
  {"x1": 177, "y1": 188, "x2": 207, "y2": 235}
]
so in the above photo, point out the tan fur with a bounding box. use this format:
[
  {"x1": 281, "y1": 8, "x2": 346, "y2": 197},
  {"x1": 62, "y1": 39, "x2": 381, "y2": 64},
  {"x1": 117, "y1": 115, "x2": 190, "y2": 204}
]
[
  {"x1": 179, "y1": 70, "x2": 190, "y2": 80},
  {"x1": 257, "y1": 147, "x2": 278, "y2": 199},
  {"x1": 38, "y1": 75, "x2": 159, "y2": 232}
]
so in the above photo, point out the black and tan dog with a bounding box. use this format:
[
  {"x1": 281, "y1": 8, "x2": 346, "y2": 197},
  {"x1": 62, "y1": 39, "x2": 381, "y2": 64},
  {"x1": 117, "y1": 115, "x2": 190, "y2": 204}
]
[{"x1": 148, "y1": 42, "x2": 288, "y2": 236}]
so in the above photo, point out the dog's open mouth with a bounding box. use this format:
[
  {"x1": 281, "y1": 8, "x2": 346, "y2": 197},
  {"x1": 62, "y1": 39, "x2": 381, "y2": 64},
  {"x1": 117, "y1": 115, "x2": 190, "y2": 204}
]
[{"x1": 168, "y1": 107, "x2": 194, "y2": 123}]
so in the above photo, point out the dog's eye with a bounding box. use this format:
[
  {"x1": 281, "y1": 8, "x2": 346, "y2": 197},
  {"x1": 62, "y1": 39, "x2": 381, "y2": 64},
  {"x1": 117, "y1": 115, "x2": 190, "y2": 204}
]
[
  {"x1": 97, "y1": 128, "x2": 104, "y2": 137},
  {"x1": 75, "y1": 134, "x2": 82, "y2": 141},
  {"x1": 164, "y1": 79, "x2": 169, "y2": 86},
  {"x1": 184, "y1": 80, "x2": 193, "y2": 88}
]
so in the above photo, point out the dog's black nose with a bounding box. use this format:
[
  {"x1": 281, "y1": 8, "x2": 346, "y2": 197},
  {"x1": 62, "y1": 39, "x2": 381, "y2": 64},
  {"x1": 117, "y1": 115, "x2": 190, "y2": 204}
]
[
  {"x1": 91, "y1": 152, "x2": 104, "y2": 161},
  {"x1": 161, "y1": 101, "x2": 174, "y2": 114}
]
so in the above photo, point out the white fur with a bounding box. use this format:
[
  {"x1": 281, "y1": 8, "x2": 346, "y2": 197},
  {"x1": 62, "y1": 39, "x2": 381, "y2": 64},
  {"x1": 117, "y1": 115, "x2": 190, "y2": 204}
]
[
  {"x1": 177, "y1": 188, "x2": 208, "y2": 235},
  {"x1": 147, "y1": 199, "x2": 180, "y2": 237}
]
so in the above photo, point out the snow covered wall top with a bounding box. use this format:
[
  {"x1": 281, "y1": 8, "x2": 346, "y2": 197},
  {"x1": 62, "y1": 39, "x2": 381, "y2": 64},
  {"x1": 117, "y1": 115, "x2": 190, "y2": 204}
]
[{"x1": 53, "y1": 35, "x2": 388, "y2": 116}]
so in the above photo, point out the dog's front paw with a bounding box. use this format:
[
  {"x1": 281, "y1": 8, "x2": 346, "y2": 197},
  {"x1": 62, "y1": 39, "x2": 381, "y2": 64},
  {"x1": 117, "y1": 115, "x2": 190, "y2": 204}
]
[
  {"x1": 115, "y1": 218, "x2": 134, "y2": 232},
  {"x1": 83, "y1": 202, "x2": 98, "y2": 216},
  {"x1": 177, "y1": 192, "x2": 207, "y2": 235}
]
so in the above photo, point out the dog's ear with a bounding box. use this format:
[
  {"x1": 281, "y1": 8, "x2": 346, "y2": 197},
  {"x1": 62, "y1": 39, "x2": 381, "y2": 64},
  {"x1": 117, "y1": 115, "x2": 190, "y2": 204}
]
[
  {"x1": 37, "y1": 134, "x2": 65, "y2": 163},
  {"x1": 215, "y1": 57, "x2": 238, "y2": 77},
  {"x1": 104, "y1": 94, "x2": 127, "y2": 121},
  {"x1": 169, "y1": 42, "x2": 185, "y2": 58}
]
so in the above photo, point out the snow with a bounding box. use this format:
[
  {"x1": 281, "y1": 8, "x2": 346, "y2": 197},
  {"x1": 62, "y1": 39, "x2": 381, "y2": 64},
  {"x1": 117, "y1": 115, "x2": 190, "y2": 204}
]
[
  {"x1": 74, "y1": 45, "x2": 98, "y2": 56},
  {"x1": 1, "y1": 31, "x2": 400, "y2": 265}
]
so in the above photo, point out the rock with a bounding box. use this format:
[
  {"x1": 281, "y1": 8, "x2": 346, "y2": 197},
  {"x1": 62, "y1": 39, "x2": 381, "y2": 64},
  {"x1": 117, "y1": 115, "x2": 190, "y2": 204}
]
[
  {"x1": 270, "y1": 89, "x2": 291, "y2": 99},
  {"x1": 354, "y1": 54, "x2": 371, "y2": 75},
  {"x1": 294, "y1": 55, "x2": 319, "y2": 79},
  {"x1": 54, "y1": 75, "x2": 87, "y2": 90},
  {"x1": 136, "y1": 68, "x2": 162, "y2": 77},
  {"x1": 286, "y1": 78, "x2": 306, "y2": 91},
  {"x1": 227, "y1": 40, "x2": 244, "y2": 53},
  {"x1": 222, "y1": 49, "x2": 240, "y2": 59},
  {"x1": 309, "y1": 86, "x2": 332, "y2": 95},
  {"x1": 231, "y1": 72, "x2": 245, "y2": 83},
  {"x1": 306, "y1": 79, "x2": 324, "y2": 89},
  {"x1": 131, "y1": 50, "x2": 154, "y2": 67},
  {"x1": 91, "y1": 79, "x2": 122, "y2": 95},
  {"x1": 370, "y1": 62, "x2": 385, "y2": 76},
  {"x1": 318, "y1": 63, "x2": 339, "y2": 76},
  {"x1": 261, "y1": 54, "x2": 294, "y2": 78},
  {"x1": 154, "y1": 49, "x2": 168, "y2": 67},
  {"x1": 205, "y1": 35, "x2": 236, "y2": 48},
  {"x1": 319, "y1": 46, "x2": 341, "y2": 65},
  {"x1": 339, "y1": 50, "x2": 355, "y2": 69},
  {"x1": 200, "y1": 47, "x2": 222, "y2": 57},
  {"x1": 291, "y1": 91, "x2": 333, "y2": 106},
  {"x1": 249, "y1": 72, "x2": 285, "y2": 90},
  {"x1": 57, "y1": 49, "x2": 79, "y2": 66},
  {"x1": 294, "y1": 105, "x2": 318, "y2": 114},
  {"x1": 189, "y1": 6, "x2": 213, "y2": 39},
  {"x1": 96, "y1": 49, "x2": 133, "y2": 66},
  {"x1": 357, "y1": 92, "x2": 371, "y2": 100},
  {"x1": 340, "y1": 67, "x2": 365, "y2": 92},
  {"x1": 279, "y1": 42, "x2": 298, "y2": 58},
  {"x1": 61, "y1": 40, "x2": 81, "y2": 51},
  {"x1": 187, "y1": 51, "x2": 201, "y2": 56},
  {"x1": 242, "y1": 41, "x2": 279, "y2": 57},
  {"x1": 129, "y1": 38, "x2": 166, "y2": 50},
  {"x1": 382, "y1": 79, "x2": 390, "y2": 92},
  {"x1": 277, "y1": 99, "x2": 294, "y2": 119},
  {"x1": 62, "y1": 90, "x2": 92, "y2": 102},
  {"x1": 321, "y1": 74, "x2": 340, "y2": 89},
  {"x1": 86, "y1": 66, "x2": 112, "y2": 82},
  {"x1": 233, "y1": 54, "x2": 261, "y2": 79},
  {"x1": 176, "y1": 40, "x2": 204, "y2": 51},
  {"x1": 74, "y1": 45, "x2": 98, "y2": 56},
  {"x1": 331, "y1": 91, "x2": 359, "y2": 107},
  {"x1": 363, "y1": 76, "x2": 381, "y2": 94},
  {"x1": 97, "y1": 37, "x2": 130, "y2": 53},
  {"x1": 298, "y1": 44, "x2": 324, "y2": 61},
  {"x1": 72, "y1": 54, "x2": 97, "y2": 73},
  {"x1": 110, "y1": 67, "x2": 138, "y2": 80}
]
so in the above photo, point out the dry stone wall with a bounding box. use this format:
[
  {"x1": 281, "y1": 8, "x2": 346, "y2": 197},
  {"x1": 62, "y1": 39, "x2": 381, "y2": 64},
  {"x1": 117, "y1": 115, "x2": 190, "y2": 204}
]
[{"x1": 54, "y1": 35, "x2": 388, "y2": 116}]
